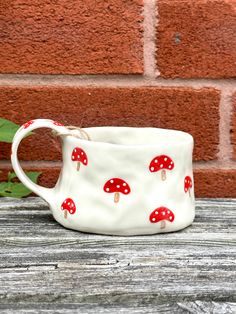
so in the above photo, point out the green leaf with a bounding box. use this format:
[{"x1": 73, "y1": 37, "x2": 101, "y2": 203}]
[
  {"x1": 25, "y1": 171, "x2": 42, "y2": 183},
  {"x1": 8, "y1": 171, "x2": 41, "y2": 183},
  {"x1": 0, "y1": 171, "x2": 41, "y2": 198},
  {"x1": 0, "y1": 182, "x2": 9, "y2": 192},
  {"x1": 0, "y1": 118, "x2": 34, "y2": 143},
  {"x1": 0, "y1": 182, "x2": 30, "y2": 198},
  {"x1": 7, "y1": 171, "x2": 17, "y2": 182},
  {"x1": 0, "y1": 118, "x2": 20, "y2": 143}
]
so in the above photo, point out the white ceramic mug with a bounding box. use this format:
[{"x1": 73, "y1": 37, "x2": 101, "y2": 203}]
[{"x1": 11, "y1": 119, "x2": 195, "y2": 235}]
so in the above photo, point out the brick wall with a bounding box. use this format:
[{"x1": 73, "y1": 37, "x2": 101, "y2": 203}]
[{"x1": 0, "y1": 0, "x2": 236, "y2": 197}]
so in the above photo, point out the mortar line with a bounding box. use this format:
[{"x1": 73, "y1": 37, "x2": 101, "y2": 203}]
[
  {"x1": 1, "y1": 160, "x2": 236, "y2": 170},
  {"x1": 0, "y1": 160, "x2": 62, "y2": 168},
  {"x1": 218, "y1": 87, "x2": 234, "y2": 162},
  {"x1": 194, "y1": 162, "x2": 236, "y2": 170},
  {"x1": 143, "y1": 0, "x2": 157, "y2": 77},
  {"x1": 0, "y1": 74, "x2": 236, "y2": 89}
]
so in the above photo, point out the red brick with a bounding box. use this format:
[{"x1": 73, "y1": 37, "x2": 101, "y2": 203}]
[
  {"x1": 157, "y1": 0, "x2": 236, "y2": 78},
  {"x1": 0, "y1": 86, "x2": 220, "y2": 161},
  {"x1": 231, "y1": 93, "x2": 236, "y2": 159},
  {"x1": 0, "y1": 0, "x2": 143, "y2": 74},
  {"x1": 194, "y1": 168, "x2": 236, "y2": 198},
  {"x1": 1, "y1": 165, "x2": 235, "y2": 198}
]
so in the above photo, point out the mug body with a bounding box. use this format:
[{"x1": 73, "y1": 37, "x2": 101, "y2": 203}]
[{"x1": 51, "y1": 127, "x2": 195, "y2": 235}]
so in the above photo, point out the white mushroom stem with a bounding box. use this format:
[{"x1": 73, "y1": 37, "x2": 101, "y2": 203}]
[
  {"x1": 64, "y1": 210, "x2": 68, "y2": 219},
  {"x1": 114, "y1": 192, "x2": 120, "y2": 203},
  {"x1": 77, "y1": 162, "x2": 80, "y2": 171},
  {"x1": 189, "y1": 189, "x2": 191, "y2": 197},
  {"x1": 160, "y1": 220, "x2": 166, "y2": 229},
  {"x1": 161, "y1": 169, "x2": 166, "y2": 181}
]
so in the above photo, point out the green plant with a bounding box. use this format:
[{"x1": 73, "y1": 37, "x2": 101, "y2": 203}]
[{"x1": 0, "y1": 118, "x2": 41, "y2": 198}]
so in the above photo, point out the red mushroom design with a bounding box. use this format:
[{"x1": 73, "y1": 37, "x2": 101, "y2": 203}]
[
  {"x1": 53, "y1": 121, "x2": 64, "y2": 126},
  {"x1": 149, "y1": 155, "x2": 174, "y2": 181},
  {"x1": 61, "y1": 198, "x2": 76, "y2": 219},
  {"x1": 184, "y1": 176, "x2": 192, "y2": 196},
  {"x1": 149, "y1": 206, "x2": 175, "y2": 229},
  {"x1": 103, "y1": 178, "x2": 131, "y2": 203},
  {"x1": 71, "y1": 147, "x2": 88, "y2": 171},
  {"x1": 23, "y1": 120, "x2": 34, "y2": 129}
]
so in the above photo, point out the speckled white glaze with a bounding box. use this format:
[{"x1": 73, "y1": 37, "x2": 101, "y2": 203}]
[{"x1": 11, "y1": 119, "x2": 195, "y2": 236}]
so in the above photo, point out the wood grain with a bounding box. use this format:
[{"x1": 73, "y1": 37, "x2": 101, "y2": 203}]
[{"x1": 0, "y1": 198, "x2": 235, "y2": 313}]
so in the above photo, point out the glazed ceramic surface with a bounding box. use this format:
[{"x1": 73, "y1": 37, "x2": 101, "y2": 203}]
[{"x1": 11, "y1": 119, "x2": 195, "y2": 235}]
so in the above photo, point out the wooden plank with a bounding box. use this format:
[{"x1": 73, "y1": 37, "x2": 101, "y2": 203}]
[
  {"x1": 0, "y1": 302, "x2": 235, "y2": 314},
  {"x1": 0, "y1": 197, "x2": 235, "y2": 312}
]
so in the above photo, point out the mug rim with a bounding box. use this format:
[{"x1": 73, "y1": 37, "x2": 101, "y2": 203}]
[{"x1": 64, "y1": 126, "x2": 194, "y2": 149}]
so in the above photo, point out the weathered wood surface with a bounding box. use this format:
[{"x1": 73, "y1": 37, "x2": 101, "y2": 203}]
[{"x1": 0, "y1": 197, "x2": 235, "y2": 313}]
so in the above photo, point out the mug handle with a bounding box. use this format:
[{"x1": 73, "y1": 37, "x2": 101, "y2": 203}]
[{"x1": 11, "y1": 118, "x2": 69, "y2": 204}]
